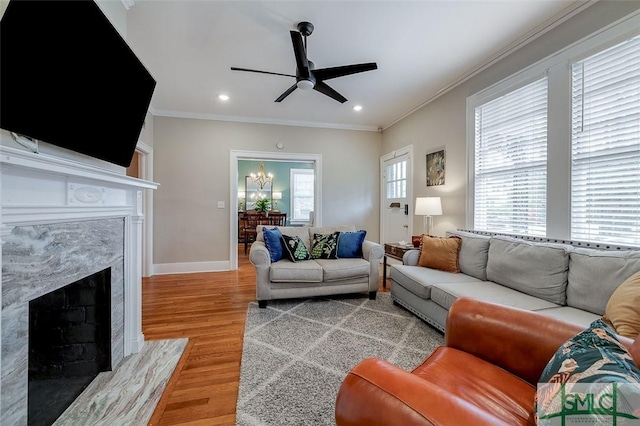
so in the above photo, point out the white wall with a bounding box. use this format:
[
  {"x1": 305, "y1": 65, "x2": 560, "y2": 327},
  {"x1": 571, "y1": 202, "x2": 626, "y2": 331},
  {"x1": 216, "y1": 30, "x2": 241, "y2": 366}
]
[
  {"x1": 152, "y1": 117, "x2": 381, "y2": 265},
  {"x1": 382, "y1": 0, "x2": 640, "y2": 237}
]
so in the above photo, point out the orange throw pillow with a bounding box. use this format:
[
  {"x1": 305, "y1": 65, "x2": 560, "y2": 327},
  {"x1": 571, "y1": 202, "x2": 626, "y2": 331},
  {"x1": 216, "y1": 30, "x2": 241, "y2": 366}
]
[
  {"x1": 604, "y1": 271, "x2": 640, "y2": 339},
  {"x1": 418, "y1": 235, "x2": 461, "y2": 273}
]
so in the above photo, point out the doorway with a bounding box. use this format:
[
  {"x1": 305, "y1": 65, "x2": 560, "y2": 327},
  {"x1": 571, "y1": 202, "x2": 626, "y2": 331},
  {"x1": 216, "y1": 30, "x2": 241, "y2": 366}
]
[
  {"x1": 126, "y1": 141, "x2": 154, "y2": 278},
  {"x1": 230, "y1": 150, "x2": 323, "y2": 270},
  {"x1": 380, "y1": 145, "x2": 413, "y2": 245}
]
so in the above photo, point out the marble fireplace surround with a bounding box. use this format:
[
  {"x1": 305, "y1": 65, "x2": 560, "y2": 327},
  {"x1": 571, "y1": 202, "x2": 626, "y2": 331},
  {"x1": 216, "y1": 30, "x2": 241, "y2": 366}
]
[{"x1": 0, "y1": 146, "x2": 158, "y2": 424}]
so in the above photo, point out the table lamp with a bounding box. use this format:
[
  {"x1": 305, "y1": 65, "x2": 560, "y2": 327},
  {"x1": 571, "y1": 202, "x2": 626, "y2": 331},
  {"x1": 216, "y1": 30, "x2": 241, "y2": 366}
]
[
  {"x1": 272, "y1": 192, "x2": 282, "y2": 211},
  {"x1": 415, "y1": 197, "x2": 442, "y2": 236}
]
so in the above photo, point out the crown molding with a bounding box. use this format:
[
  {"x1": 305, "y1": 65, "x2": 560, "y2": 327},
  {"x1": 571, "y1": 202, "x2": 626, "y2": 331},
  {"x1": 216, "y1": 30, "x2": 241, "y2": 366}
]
[{"x1": 148, "y1": 108, "x2": 379, "y2": 132}]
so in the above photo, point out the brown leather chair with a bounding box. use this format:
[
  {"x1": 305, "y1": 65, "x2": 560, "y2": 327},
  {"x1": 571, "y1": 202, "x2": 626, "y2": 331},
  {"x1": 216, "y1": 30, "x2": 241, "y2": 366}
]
[{"x1": 335, "y1": 297, "x2": 640, "y2": 426}]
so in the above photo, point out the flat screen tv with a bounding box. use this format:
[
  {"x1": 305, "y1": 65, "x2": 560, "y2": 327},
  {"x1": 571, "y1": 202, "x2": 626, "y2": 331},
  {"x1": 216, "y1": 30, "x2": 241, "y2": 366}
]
[{"x1": 0, "y1": 0, "x2": 156, "y2": 168}]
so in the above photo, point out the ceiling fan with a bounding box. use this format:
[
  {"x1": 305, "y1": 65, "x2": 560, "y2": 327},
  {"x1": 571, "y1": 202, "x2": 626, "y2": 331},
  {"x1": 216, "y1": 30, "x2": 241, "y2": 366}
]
[{"x1": 231, "y1": 21, "x2": 377, "y2": 104}]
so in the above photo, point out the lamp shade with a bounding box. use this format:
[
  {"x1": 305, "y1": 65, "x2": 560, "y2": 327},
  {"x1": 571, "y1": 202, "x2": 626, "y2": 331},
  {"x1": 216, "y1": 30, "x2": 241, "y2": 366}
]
[
  {"x1": 272, "y1": 192, "x2": 283, "y2": 200},
  {"x1": 415, "y1": 197, "x2": 442, "y2": 216}
]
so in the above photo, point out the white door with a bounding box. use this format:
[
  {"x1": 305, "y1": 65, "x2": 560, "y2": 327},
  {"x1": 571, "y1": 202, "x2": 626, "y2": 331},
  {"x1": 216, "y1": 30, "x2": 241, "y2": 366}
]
[{"x1": 381, "y1": 147, "x2": 413, "y2": 245}]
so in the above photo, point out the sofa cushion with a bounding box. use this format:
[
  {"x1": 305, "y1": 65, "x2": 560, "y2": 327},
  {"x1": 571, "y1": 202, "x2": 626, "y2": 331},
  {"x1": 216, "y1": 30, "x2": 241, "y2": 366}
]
[
  {"x1": 310, "y1": 232, "x2": 339, "y2": 259},
  {"x1": 337, "y1": 230, "x2": 366, "y2": 258},
  {"x1": 605, "y1": 271, "x2": 640, "y2": 339},
  {"x1": 281, "y1": 235, "x2": 311, "y2": 262},
  {"x1": 418, "y1": 236, "x2": 461, "y2": 273},
  {"x1": 391, "y1": 265, "x2": 482, "y2": 299},
  {"x1": 412, "y1": 347, "x2": 536, "y2": 425},
  {"x1": 532, "y1": 306, "x2": 600, "y2": 328},
  {"x1": 431, "y1": 281, "x2": 559, "y2": 312},
  {"x1": 314, "y1": 258, "x2": 369, "y2": 282},
  {"x1": 308, "y1": 225, "x2": 356, "y2": 236},
  {"x1": 536, "y1": 319, "x2": 640, "y2": 420},
  {"x1": 270, "y1": 259, "x2": 323, "y2": 283},
  {"x1": 486, "y1": 236, "x2": 570, "y2": 305},
  {"x1": 446, "y1": 230, "x2": 490, "y2": 280},
  {"x1": 567, "y1": 247, "x2": 640, "y2": 315},
  {"x1": 262, "y1": 227, "x2": 283, "y2": 262}
]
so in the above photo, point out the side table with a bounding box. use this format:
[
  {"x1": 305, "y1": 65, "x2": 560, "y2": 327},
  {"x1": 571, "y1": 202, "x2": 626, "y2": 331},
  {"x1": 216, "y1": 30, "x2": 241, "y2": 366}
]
[{"x1": 383, "y1": 243, "x2": 416, "y2": 288}]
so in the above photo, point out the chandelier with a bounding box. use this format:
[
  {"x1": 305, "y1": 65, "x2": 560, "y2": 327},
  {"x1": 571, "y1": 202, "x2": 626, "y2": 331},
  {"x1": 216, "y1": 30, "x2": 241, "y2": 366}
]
[{"x1": 250, "y1": 162, "x2": 273, "y2": 189}]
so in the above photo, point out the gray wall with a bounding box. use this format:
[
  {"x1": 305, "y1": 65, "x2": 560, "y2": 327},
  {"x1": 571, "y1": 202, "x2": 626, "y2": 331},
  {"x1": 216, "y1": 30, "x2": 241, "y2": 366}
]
[
  {"x1": 152, "y1": 117, "x2": 381, "y2": 264},
  {"x1": 382, "y1": 0, "x2": 640, "y2": 237}
]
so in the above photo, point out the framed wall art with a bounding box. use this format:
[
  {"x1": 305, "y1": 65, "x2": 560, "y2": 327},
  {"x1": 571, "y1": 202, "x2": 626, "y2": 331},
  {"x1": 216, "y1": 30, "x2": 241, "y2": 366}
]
[{"x1": 426, "y1": 149, "x2": 445, "y2": 186}]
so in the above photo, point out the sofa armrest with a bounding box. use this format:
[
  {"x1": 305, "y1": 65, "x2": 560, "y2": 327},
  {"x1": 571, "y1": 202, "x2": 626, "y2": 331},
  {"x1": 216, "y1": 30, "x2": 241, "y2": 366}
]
[
  {"x1": 362, "y1": 240, "x2": 383, "y2": 261},
  {"x1": 445, "y1": 298, "x2": 585, "y2": 385},
  {"x1": 362, "y1": 240, "x2": 383, "y2": 292},
  {"x1": 335, "y1": 358, "x2": 507, "y2": 426},
  {"x1": 249, "y1": 241, "x2": 271, "y2": 267},
  {"x1": 403, "y1": 249, "x2": 420, "y2": 266},
  {"x1": 249, "y1": 241, "x2": 271, "y2": 301}
]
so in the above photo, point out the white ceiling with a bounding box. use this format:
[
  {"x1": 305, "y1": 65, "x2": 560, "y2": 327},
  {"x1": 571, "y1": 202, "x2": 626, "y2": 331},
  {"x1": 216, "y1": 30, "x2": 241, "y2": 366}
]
[{"x1": 126, "y1": 1, "x2": 589, "y2": 131}]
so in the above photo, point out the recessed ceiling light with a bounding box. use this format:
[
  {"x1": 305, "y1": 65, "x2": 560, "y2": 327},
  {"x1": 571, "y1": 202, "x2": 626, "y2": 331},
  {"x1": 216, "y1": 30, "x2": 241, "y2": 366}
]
[
  {"x1": 218, "y1": 94, "x2": 229, "y2": 101},
  {"x1": 353, "y1": 105, "x2": 362, "y2": 112}
]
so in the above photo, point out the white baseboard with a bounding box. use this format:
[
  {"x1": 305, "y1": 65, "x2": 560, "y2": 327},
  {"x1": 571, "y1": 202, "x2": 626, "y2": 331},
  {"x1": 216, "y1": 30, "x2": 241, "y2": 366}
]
[{"x1": 152, "y1": 260, "x2": 231, "y2": 276}]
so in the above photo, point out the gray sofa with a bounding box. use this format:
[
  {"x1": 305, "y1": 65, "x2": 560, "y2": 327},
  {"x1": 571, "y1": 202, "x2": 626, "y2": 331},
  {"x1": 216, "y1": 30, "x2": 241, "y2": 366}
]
[
  {"x1": 250, "y1": 225, "x2": 384, "y2": 307},
  {"x1": 390, "y1": 230, "x2": 640, "y2": 331}
]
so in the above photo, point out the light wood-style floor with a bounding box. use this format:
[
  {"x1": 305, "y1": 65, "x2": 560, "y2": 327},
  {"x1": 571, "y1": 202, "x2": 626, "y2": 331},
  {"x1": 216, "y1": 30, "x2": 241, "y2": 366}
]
[{"x1": 143, "y1": 246, "x2": 389, "y2": 425}]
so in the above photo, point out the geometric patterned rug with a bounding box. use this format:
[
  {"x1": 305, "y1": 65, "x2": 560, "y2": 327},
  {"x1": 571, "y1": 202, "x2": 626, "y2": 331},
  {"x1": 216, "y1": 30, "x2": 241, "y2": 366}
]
[{"x1": 235, "y1": 292, "x2": 444, "y2": 426}]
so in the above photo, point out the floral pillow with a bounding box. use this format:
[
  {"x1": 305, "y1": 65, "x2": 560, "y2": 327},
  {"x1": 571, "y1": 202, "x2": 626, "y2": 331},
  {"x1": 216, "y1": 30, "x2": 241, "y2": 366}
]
[
  {"x1": 535, "y1": 319, "x2": 640, "y2": 423},
  {"x1": 280, "y1": 235, "x2": 310, "y2": 262},
  {"x1": 310, "y1": 232, "x2": 339, "y2": 259}
]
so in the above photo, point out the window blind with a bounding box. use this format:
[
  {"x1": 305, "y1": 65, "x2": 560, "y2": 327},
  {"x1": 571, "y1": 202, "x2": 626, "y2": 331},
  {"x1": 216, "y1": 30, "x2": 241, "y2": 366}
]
[
  {"x1": 571, "y1": 35, "x2": 640, "y2": 245},
  {"x1": 474, "y1": 77, "x2": 548, "y2": 236}
]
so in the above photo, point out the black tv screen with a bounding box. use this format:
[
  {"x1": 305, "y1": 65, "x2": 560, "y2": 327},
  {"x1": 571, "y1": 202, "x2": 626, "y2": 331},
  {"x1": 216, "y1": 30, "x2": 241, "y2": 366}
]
[{"x1": 0, "y1": 0, "x2": 156, "y2": 168}]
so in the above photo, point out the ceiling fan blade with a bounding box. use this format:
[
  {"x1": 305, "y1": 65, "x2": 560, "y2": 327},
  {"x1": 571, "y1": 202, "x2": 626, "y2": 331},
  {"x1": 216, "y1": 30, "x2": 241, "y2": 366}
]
[
  {"x1": 275, "y1": 83, "x2": 298, "y2": 102},
  {"x1": 290, "y1": 31, "x2": 309, "y2": 78},
  {"x1": 230, "y1": 67, "x2": 295, "y2": 78},
  {"x1": 314, "y1": 81, "x2": 347, "y2": 103},
  {"x1": 313, "y1": 63, "x2": 378, "y2": 81}
]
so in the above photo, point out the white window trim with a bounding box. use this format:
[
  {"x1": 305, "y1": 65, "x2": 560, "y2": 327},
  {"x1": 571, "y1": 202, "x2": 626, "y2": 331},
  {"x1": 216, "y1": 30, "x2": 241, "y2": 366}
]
[
  {"x1": 289, "y1": 168, "x2": 315, "y2": 225},
  {"x1": 466, "y1": 11, "x2": 640, "y2": 239}
]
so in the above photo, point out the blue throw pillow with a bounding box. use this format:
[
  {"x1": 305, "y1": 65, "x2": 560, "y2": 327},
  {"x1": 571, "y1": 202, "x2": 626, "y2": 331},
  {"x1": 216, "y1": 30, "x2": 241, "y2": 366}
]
[
  {"x1": 262, "y1": 227, "x2": 283, "y2": 262},
  {"x1": 337, "y1": 230, "x2": 367, "y2": 258}
]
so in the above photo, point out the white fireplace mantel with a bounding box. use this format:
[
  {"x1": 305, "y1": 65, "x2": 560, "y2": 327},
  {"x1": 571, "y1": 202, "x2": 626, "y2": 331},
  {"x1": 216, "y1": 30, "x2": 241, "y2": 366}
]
[{"x1": 1, "y1": 145, "x2": 158, "y2": 356}]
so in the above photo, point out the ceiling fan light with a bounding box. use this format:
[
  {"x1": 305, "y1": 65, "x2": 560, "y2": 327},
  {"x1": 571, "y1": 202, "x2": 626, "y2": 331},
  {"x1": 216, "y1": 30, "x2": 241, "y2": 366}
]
[{"x1": 296, "y1": 79, "x2": 314, "y2": 90}]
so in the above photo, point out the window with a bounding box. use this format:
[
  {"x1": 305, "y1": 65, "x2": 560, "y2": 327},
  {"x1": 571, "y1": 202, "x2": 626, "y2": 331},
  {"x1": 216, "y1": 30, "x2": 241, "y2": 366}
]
[
  {"x1": 467, "y1": 13, "x2": 640, "y2": 246},
  {"x1": 570, "y1": 36, "x2": 640, "y2": 245},
  {"x1": 386, "y1": 160, "x2": 407, "y2": 199},
  {"x1": 473, "y1": 77, "x2": 548, "y2": 236},
  {"x1": 290, "y1": 168, "x2": 314, "y2": 222}
]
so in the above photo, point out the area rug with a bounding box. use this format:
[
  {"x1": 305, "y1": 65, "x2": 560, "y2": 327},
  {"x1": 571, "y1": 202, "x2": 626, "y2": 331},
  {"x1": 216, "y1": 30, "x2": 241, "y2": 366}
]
[{"x1": 235, "y1": 293, "x2": 444, "y2": 426}]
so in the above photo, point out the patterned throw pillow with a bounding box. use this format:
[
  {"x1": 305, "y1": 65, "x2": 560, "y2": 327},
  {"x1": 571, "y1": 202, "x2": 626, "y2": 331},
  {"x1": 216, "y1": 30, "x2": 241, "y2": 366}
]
[
  {"x1": 262, "y1": 227, "x2": 282, "y2": 262},
  {"x1": 337, "y1": 230, "x2": 366, "y2": 258},
  {"x1": 310, "y1": 232, "x2": 339, "y2": 259},
  {"x1": 535, "y1": 319, "x2": 640, "y2": 423},
  {"x1": 280, "y1": 235, "x2": 310, "y2": 262}
]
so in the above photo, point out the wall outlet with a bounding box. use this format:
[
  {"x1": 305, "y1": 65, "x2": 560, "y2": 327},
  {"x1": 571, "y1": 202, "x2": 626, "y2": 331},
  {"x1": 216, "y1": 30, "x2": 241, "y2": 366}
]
[{"x1": 217, "y1": 201, "x2": 225, "y2": 208}]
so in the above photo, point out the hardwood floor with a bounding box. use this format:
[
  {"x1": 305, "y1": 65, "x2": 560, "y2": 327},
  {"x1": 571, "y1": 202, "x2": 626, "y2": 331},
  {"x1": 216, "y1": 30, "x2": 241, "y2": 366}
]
[{"x1": 143, "y1": 246, "x2": 389, "y2": 425}]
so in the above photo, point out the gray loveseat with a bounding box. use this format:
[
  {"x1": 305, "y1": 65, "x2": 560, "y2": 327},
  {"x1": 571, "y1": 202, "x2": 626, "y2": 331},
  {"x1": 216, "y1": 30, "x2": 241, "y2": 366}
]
[
  {"x1": 391, "y1": 230, "x2": 640, "y2": 331},
  {"x1": 250, "y1": 225, "x2": 384, "y2": 308}
]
